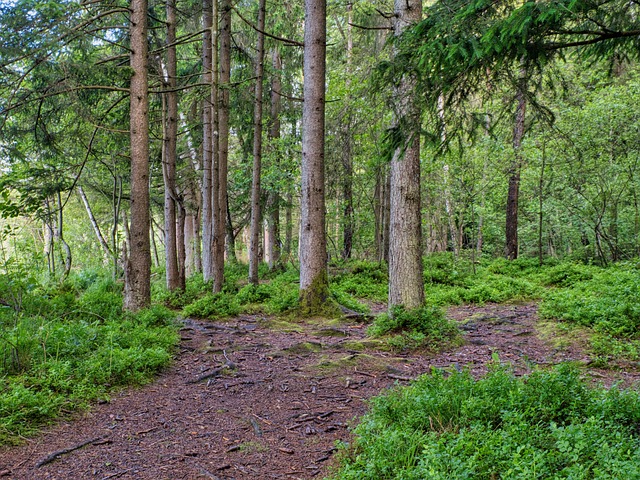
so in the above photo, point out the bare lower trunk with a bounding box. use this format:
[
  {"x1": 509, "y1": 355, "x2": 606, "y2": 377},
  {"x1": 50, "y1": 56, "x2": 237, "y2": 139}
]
[
  {"x1": 214, "y1": 0, "x2": 231, "y2": 292},
  {"x1": 388, "y1": 0, "x2": 423, "y2": 310},
  {"x1": 201, "y1": 0, "x2": 213, "y2": 281},
  {"x1": 505, "y1": 65, "x2": 526, "y2": 261},
  {"x1": 124, "y1": 0, "x2": 151, "y2": 311},
  {"x1": 177, "y1": 202, "x2": 186, "y2": 290},
  {"x1": 299, "y1": 0, "x2": 330, "y2": 312},
  {"x1": 248, "y1": 0, "x2": 266, "y2": 285},
  {"x1": 265, "y1": 49, "x2": 282, "y2": 270}
]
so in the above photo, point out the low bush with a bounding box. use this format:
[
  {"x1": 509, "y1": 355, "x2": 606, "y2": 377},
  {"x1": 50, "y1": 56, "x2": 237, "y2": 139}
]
[
  {"x1": 0, "y1": 269, "x2": 179, "y2": 445},
  {"x1": 368, "y1": 305, "x2": 459, "y2": 350},
  {"x1": 540, "y1": 267, "x2": 640, "y2": 337},
  {"x1": 331, "y1": 364, "x2": 640, "y2": 479}
]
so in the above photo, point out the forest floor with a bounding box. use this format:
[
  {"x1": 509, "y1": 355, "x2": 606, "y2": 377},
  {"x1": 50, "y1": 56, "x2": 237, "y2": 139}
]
[{"x1": 2, "y1": 302, "x2": 640, "y2": 480}]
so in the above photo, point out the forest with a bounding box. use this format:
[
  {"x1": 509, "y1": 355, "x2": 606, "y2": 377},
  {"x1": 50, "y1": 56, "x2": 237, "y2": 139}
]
[{"x1": 2, "y1": 0, "x2": 640, "y2": 477}]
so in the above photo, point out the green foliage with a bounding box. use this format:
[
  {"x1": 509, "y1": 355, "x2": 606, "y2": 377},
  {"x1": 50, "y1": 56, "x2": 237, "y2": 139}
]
[
  {"x1": 540, "y1": 265, "x2": 640, "y2": 337},
  {"x1": 0, "y1": 269, "x2": 179, "y2": 445},
  {"x1": 182, "y1": 292, "x2": 240, "y2": 319},
  {"x1": 331, "y1": 364, "x2": 640, "y2": 479},
  {"x1": 331, "y1": 261, "x2": 388, "y2": 301},
  {"x1": 369, "y1": 305, "x2": 459, "y2": 351},
  {"x1": 423, "y1": 257, "x2": 545, "y2": 306}
]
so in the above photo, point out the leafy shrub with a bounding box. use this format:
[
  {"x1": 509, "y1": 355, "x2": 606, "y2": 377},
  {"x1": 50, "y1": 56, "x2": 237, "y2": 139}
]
[
  {"x1": 0, "y1": 269, "x2": 179, "y2": 445},
  {"x1": 423, "y1": 252, "x2": 470, "y2": 286},
  {"x1": 540, "y1": 268, "x2": 640, "y2": 337},
  {"x1": 539, "y1": 262, "x2": 598, "y2": 288},
  {"x1": 182, "y1": 292, "x2": 240, "y2": 319},
  {"x1": 331, "y1": 364, "x2": 640, "y2": 479},
  {"x1": 332, "y1": 260, "x2": 388, "y2": 301},
  {"x1": 369, "y1": 305, "x2": 459, "y2": 350}
]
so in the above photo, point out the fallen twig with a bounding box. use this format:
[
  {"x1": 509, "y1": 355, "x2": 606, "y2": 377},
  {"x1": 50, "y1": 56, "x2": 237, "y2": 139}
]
[
  {"x1": 387, "y1": 374, "x2": 414, "y2": 382},
  {"x1": 100, "y1": 469, "x2": 132, "y2": 480},
  {"x1": 186, "y1": 362, "x2": 236, "y2": 384},
  {"x1": 36, "y1": 435, "x2": 107, "y2": 468}
]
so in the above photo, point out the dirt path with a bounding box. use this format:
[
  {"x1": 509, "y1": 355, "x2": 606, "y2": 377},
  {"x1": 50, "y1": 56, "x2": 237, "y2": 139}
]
[{"x1": 2, "y1": 303, "x2": 639, "y2": 480}]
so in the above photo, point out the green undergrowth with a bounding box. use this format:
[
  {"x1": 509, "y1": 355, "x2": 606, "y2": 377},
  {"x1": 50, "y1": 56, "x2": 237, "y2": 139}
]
[
  {"x1": 0, "y1": 270, "x2": 179, "y2": 445},
  {"x1": 369, "y1": 305, "x2": 460, "y2": 351},
  {"x1": 330, "y1": 363, "x2": 640, "y2": 479},
  {"x1": 540, "y1": 263, "x2": 640, "y2": 362},
  {"x1": 177, "y1": 261, "x2": 374, "y2": 320}
]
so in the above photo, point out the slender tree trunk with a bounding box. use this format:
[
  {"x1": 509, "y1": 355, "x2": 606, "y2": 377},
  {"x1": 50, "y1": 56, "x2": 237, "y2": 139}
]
[
  {"x1": 112, "y1": 175, "x2": 122, "y2": 279},
  {"x1": 538, "y1": 141, "x2": 546, "y2": 265},
  {"x1": 284, "y1": 189, "x2": 293, "y2": 258},
  {"x1": 78, "y1": 186, "x2": 112, "y2": 258},
  {"x1": 214, "y1": 0, "x2": 231, "y2": 292},
  {"x1": 299, "y1": 0, "x2": 330, "y2": 312},
  {"x1": 265, "y1": 49, "x2": 282, "y2": 270},
  {"x1": 55, "y1": 192, "x2": 72, "y2": 279},
  {"x1": 177, "y1": 202, "x2": 186, "y2": 289},
  {"x1": 226, "y1": 198, "x2": 236, "y2": 261},
  {"x1": 341, "y1": 2, "x2": 354, "y2": 260},
  {"x1": 388, "y1": 0, "x2": 424, "y2": 310},
  {"x1": 248, "y1": 0, "x2": 266, "y2": 285},
  {"x1": 162, "y1": 19, "x2": 179, "y2": 290},
  {"x1": 124, "y1": 0, "x2": 151, "y2": 311},
  {"x1": 506, "y1": 64, "x2": 527, "y2": 261},
  {"x1": 201, "y1": 0, "x2": 214, "y2": 281}
]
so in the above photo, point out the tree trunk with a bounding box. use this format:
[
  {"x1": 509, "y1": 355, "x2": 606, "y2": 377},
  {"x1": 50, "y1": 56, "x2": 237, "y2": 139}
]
[
  {"x1": 124, "y1": 0, "x2": 151, "y2": 311},
  {"x1": 201, "y1": 0, "x2": 214, "y2": 281},
  {"x1": 506, "y1": 65, "x2": 526, "y2": 261},
  {"x1": 341, "y1": 2, "x2": 354, "y2": 260},
  {"x1": 248, "y1": 0, "x2": 266, "y2": 285},
  {"x1": 162, "y1": 1, "x2": 179, "y2": 290},
  {"x1": 78, "y1": 186, "x2": 112, "y2": 258},
  {"x1": 299, "y1": 0, "x2": 330, "y2": 313},
  {"x1": 265, "y1": 49, "x2": 282, "y2": 270},
  {"x1": 177, "y1": 202, "x2": 186, "y2": 289},
  {"x1": 214, "y1": 0, "x2": 231, "y2": 292},
  {"x1": 388, "y1": 0, "x2": 424, "y2": 311}
]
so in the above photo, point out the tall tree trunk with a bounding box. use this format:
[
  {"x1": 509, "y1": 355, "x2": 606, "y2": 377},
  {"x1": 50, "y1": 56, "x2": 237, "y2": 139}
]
[
  {"x1": 505, "y1": 65, "x2": 526, "y2": 261},
  {"x1": 248, "y1": 0, "x2": 266, "y2": 285},
  {"x1": 341, "y1": 2, "x2": 354, "y2": 260},
  {"x1": 214, "y1": 0, "x2": 231, "y2": 292},
  {"x1": 112, "y1": 174, "x2": 123, "y2": 279},
  {"x1": 201, "y1": 0, "x2": 214, "y2": 281},
  {"x1": 177, "y1": 202, "x2": 186, "y2": 289},
  {"x1": 265, "y1": 49, "x2": 282, "y2": 270},
  {"x1": 299, "y1": 0, "x2": 330, "y2": 312},
  {"x1": 388, "y1": 0, "x2": 424, "y2": 311},
  {"x1": 124, "y1": 0, "x2": 151, "y2": 311},
  {"x1": 55, "y1": 192, "x2": 72, "y2": 279},
  {"x1": 162, "y1": 1, "x2": 179, "y2": 290}
]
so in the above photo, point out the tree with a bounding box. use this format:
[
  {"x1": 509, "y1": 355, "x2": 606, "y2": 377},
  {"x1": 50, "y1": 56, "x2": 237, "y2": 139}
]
[
  {"x1": 387, "y1": 0, "x2": 424, "y2": 311},
  {"x1": 248, "y1": 0, "x2": 267, "y2": 285},
  {"x1": 299, "y1": 0, "x2": 330, "y2": 313},
  {"x1": 124, "y1": 0, "x2": 151, "y2": 311}
]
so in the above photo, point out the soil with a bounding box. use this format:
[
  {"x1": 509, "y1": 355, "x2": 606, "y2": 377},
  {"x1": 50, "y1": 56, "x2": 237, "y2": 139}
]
[{"x1": 1, "y1": 302, "x2": 640, "y2": 480}]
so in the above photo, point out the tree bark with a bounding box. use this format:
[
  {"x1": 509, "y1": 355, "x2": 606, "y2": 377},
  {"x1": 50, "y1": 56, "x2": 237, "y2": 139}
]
[
  {"x1": 201, "y1": 0, "x2": 214, "y2": 281},
  {"x1": 214, "y1": 0, "x2": 231, "y2": 292},
  {"x1": 162, "y1": 0, "x2": 179, "y2": 290},
  {"x1": 341, "y1": 2, "x2": 354, "y2": 260},
  {"x1": 506, "y1": 65, "x2": 527, "y2": 261},
  {"x1": 124, "y1": 0, "x2": 151, "y2": 311},
  {"x1": 299, "y1": 0, "x2": 330, "y2": 312},
  {"x1": 388, "y1": 0, "x2": 424, "y2": 310},
  {"x1": 265, "y1": 49, "x2": 282, "y2": 270},
  {"x1": 248, "y1": 0, "x2": 266, "y2": 285},
  {"x1": 77, "y1": 185, "x2": 112, "y2": 258}
]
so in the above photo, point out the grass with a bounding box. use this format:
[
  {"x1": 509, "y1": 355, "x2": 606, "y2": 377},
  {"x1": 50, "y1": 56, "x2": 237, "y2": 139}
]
[
  {"x1": 330, "y1": 363, "x2": 640, "y2": 479},
  {"x1": 0, "y1": 271, "x2": 179, "y2": 445}
]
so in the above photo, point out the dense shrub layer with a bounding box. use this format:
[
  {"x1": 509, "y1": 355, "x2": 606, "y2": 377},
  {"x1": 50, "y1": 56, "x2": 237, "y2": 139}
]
[{"x1": 332, "y1": 364, "x2": 640, "y2": 479}]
